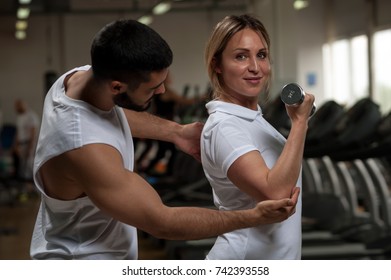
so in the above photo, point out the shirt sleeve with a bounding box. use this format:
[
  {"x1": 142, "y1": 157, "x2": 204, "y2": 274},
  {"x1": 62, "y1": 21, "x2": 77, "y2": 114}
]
[{"x1": 211, "y1": 118, "x2": 258, "y2": 176}]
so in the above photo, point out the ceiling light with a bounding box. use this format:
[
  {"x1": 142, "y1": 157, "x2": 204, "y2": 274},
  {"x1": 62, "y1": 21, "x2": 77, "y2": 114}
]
[
  {"x1": 17, "y1": 7, "x2": 30, "y2": 19},
  {"x1": 293, "y1": 0, "x2": 309, "y2": 10},
  {"x1": 19, "y1": 0, "x2": 32, "y2": 4},
  {"x1": 138, "y1": 15, "x2": 153, "y2": 26},
  {"x1": 152, "y1": 2, "x2": 172, "y2": 15},
  {"x1": 15, "y1": 30, "x2": 27, "y2": 40},
  {"x1": 16, "y1": 20, "x2": 28, "y2": 30}
]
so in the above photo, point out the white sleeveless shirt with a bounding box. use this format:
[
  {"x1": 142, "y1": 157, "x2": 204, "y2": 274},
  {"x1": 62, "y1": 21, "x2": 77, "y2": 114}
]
[{"x1": 30, "y1": 66, "x2": 138, "y2": 259}]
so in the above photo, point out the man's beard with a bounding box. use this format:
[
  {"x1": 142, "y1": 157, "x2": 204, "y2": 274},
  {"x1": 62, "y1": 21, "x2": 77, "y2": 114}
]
[{"x1": 113, "y1": 91, "x2": 152, "y2": 112}]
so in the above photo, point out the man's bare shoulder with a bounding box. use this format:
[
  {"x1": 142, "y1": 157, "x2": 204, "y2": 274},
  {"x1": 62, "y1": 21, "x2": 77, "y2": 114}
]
[{"x1": 39, "y1": 144, "x2": 121, "y2": 200}]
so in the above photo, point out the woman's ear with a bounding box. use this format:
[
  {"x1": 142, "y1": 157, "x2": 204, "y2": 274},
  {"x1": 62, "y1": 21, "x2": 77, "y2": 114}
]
[{"x1": 212, "y1": 57, "x2": 222, "y2": 74}]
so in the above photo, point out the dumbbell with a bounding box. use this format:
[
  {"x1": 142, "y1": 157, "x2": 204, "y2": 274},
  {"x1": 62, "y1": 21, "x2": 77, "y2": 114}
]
[{"x1": 280, "y1": 83, "x2": 316, "y2": 117}]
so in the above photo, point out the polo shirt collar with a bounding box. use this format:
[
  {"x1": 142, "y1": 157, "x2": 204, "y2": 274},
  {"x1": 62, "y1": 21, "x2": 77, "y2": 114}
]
[{"x1": 205, "y1": 100, "x2": 262, "y2": 121}]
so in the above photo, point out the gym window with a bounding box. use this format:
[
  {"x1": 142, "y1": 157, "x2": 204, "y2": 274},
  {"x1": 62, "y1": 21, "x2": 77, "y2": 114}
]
[
  {"x1": 323, "y1": 28, "x2": 391, "y2": 114},
  {"x1": 373, "y1": 29, "x2": 391, "y2": 114},
  {"x1": 322, "y1": 35, "x2": 368, "y2": 108}
]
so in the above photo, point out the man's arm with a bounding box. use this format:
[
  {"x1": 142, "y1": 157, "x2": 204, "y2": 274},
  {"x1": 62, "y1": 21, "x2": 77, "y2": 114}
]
[
  {"x1": 124, "y1": 109, "x2": 203, "y2": 161},
  {"x1": 62, "y1": 144, "x2": 298, "y2": 240}
]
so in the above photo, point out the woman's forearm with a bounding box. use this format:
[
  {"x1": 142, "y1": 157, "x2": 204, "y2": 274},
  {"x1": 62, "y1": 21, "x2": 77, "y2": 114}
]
[{"x1": 267, "y1": 120, "x2": 308, "y2": 196}]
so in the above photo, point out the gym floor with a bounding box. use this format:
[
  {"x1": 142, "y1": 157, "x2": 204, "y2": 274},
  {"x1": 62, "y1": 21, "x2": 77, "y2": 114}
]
[{"x1": 0, "y1": 194, "x2": 168, "y2": 260}]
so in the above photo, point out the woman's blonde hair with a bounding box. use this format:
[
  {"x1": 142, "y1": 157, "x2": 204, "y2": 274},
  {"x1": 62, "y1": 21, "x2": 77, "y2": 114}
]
[{"x1": 205, "y1": 14, "x2": 272, "y2": 99}]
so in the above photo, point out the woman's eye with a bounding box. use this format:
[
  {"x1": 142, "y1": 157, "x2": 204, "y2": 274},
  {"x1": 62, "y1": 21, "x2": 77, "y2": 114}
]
[
  {"x1": 236, "y1": 54, "x2": 247, "y2": 60},
  {"x1": 258, "y1": 51, "x2": 268, "y2": 59}
]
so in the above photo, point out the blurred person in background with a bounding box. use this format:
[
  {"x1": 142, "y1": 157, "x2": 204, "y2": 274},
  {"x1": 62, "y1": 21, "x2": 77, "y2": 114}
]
[{"x1": 12, "y1": 98, "x2": 40, "y2": 198}]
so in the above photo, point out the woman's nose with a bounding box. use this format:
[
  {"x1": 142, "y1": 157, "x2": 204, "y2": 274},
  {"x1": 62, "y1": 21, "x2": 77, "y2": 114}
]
[{"x1": 248, "y1": 57, "x2": 259, "y2": 73}]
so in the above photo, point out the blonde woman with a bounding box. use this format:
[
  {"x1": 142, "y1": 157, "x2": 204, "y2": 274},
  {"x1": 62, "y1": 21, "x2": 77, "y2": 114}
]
[{"x1": 201, "y1": 14, "x2": 315, "y2": 259}]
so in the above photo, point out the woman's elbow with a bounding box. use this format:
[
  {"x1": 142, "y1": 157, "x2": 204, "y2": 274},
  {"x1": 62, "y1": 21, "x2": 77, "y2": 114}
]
[{"x1": 262, "y1": 186, "x2": 295, "y2": 200}]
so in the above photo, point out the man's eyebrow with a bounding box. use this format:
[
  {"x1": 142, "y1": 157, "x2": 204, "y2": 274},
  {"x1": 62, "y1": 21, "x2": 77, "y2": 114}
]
[{"x1": 150, "y1": 80, "x2": 165, "y2": 90}]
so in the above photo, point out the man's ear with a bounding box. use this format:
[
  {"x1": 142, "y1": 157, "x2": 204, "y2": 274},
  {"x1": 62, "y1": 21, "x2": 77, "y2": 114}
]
[{"x1": 110, "y1": 81, "x2": 124, "y2": 94}]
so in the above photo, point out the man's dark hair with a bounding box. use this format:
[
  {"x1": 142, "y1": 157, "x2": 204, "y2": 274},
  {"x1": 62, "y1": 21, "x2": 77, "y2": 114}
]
[{"x1": 91, "y1": 19, "x2": 173, "y2": 90}]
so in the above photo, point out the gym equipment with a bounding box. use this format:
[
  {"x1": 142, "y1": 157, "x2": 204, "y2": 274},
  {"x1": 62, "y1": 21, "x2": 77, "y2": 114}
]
[
  {"x1": 303, "y1": 158, "x2": 383, "y2": 242},
  {"x1": 304, "y1": 98, "x2": 382, "y2": 158},
  {"x1": 280, "y1": 83, "x2": 316, "y2": 117},
  {"x1": 330, "y1": 110, "x2": 391, "y2": 161},
  {"x1": 262, "y1": 94, "x2": 291, "y2": 137},
  {"x1": 302, "y1": 157, "x2": 354, "y2": 242},
  {"x1": 300, "y1": 100, "x2": 391, "y2": 259},
  {"x1": 305, "y1": 100, "x2": 345, "y2": 147},
  {"x1": 150, "y1": 151, "x2": 213, "y2": 207},
  {"x1": 362, "y1": 158, "x2": 391, "y2": 252},
  {"x1": 301, "y1": 157, "x2": 389, "y2": 259}
]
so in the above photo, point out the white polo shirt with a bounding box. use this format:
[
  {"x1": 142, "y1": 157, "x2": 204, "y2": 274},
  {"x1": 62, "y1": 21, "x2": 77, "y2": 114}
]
[{"x1": 201, "y1": 100, "x2": 302, "y2": 259}]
